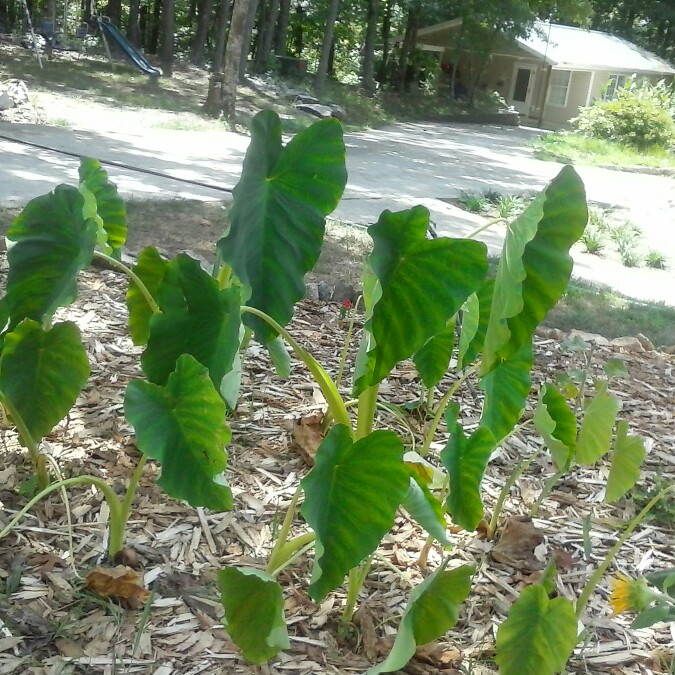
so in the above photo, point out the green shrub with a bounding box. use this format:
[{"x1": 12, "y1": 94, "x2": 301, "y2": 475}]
[
  {"x1": 645, "y1": 250, "x2": 668, "y2": 269},
  {"x1": 572, "y1": 93, "x2": 675, "y2": 150}
]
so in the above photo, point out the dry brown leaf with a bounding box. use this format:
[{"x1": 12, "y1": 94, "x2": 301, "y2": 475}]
[
  {"x1": 491, "y1": 516, "x2": 546, "y2": 571},
  {"x1": 353, "y1": 605, "x2": 379, "y2": 661},
  {"x1": 54, "y1": 637, "x2": 85, "y2": 657},
  {"x1": 85, "y1": 565, "x2": 150, "y2": 604},
  {"x1": 292, "y1": 412, "x2": 325, "y2": 466}
]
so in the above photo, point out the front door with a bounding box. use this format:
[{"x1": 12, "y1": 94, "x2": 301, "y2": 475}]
[{"x1": 510, "y1": 65, "x2": 536, "y2": 115}]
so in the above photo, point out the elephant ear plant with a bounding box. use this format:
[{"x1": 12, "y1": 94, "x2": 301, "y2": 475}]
[
  {"x1": 209, "y1": 111, "x2": 601, "y2": 674},
  {"x1": 0, "y1": 111, "x2": 644, "y2": 674}
]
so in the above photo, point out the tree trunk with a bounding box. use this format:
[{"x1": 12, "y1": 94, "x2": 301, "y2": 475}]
[
  {"x1": 360, "y1": 0, "x2": 378, "y2": 94},
  {"x1": 204, "y1": 0, "x2": 232, "y2": 116},
  {"x1": 149, "y1": 0, "x2": 161, "y2": 53},
  {"x1": 187, "y1": 0, "x2": 198, "y2": 23},
  {"x1": 238, "y1": 0, "x2": 259, "y2": 80},
  {"x1": 254, "y1": 0, "x2": 279, "y2": 71},
  {"x1": 224, "y1": 0, "x2": 253, "y2": 123},
  {"x1": 313, "y1": 0, "x2": 340, "y2": 95},
  {"x1": 274, "y1": 0, "x2": 290, "y2": 55},
  {"x1": 126, "y1": 0, "x2": 142, "y2": 46},
  {"x1": 191, "y1": 0, "x2": 216, "y2": 65},
  {"x1": 160, "y1": 0, "x2": 175, "y2": 76},
  {"x1": 395, "y1": 2, "x2": 420, "y2": 93},
  {"x1": 291, "y1": 2, "x2": 303, "y2": 56}
]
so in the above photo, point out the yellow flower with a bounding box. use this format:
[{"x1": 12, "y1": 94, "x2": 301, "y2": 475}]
[{"x1": 609, "y1": 574, "x2": 653, "y2": 615}]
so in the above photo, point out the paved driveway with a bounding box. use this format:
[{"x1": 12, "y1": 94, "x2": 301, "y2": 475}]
[{"x1": 1, "y1": 111, "x2": 673, "y2": 305}]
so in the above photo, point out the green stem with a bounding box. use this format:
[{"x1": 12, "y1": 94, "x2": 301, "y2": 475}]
[
  {"x1": 342, "y1": 557, "x2": 372, "y2": 623},
  {"x1": 356, "y1": 384, "x2": 379, "y2": 440},
  {"x1": 0, "y1": 475, "x2": 123, "y2": 543},
  {"x1": 466, "y1": 217, "x2": 507, "y2": 240},
  {"x1": 266, "y1": 485, "x2": 304, "y2": 574},
  {"x1": 267, "y1": 533, "x2": 316, "y2": 576},
  {"x1": 108, "y1": 455, "x2": 147, "y2": 556},
  {"x1": 529, "y1": 466, "x2": 565, "y2": 518},
  {"x1": 575, "y1": 485, "x2": 675, "y2": 618},
  {"x1": 241, "y1": 306, "x2": 351, "y2": 431},
  {"x1": 488, "y1": 447, "x2": 538, "y2": 539},
  {"x1": 2, "y1": 397, "x2": 48, "y2": 488},
  {"x1": 93, "y1": 250, "x2": 161, "y2": 315},
  {"x1": 335, "y1": 296, "x2": 362, "y2": 391},
  {"x1": 420, "y1": 365, "x2": 479, "y2": 456}
]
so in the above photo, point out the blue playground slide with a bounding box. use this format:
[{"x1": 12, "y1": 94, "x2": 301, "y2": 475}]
[{"x1": 99, "y1": 21, "x2": 161, "y2": 77}]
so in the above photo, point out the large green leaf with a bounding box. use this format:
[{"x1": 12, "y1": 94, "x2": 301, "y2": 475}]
[
  {"x1": 482, "y1": 167, "x2": 587, "y2": 375},
  {"x1": 217, "y1": 110, "x2": 346, "y2": 344},
  {"x1": 496, "y1": 585, "x2": 578, "y2": 675},
  {"x1": 219, "y1": 567, "x2": 289, "y2": 664},
  {"x1": 402, "y1": 477, "x2": 450, "y2": 546},
  {"x1": 479, "y1": 342, "x2": 533, "y2": 444},
  {"x1": 356, "y1": 207, "x2": 487, "y2": 393},
  {"x1": 458, "y1": 278, "x2": 495, "y2": 369},
  {"x1": 367, "y1": 565, "x2": 473, "y2": 674},
  {"x1": 534, "y1": 384, "x2": 577, "y2": 470},
  {"x1": 300, "y1": 425, "x2": 409, "y2": 601},
  {"x1": 440, "y1": 408, "x2": 496, "y2": 531},
  {"x1": 5, "y1": 185, "x2": 98, "y2": 328},
  {"x1": 126, "y1": 247, "x2": 169, "y2": 346},
  {"x1": 0, "y1": 320, "x2": 89, "y2": 445},
  {"x1": 605, "y1": 421, "x2": 646, "y2": 502},
  {"x1": 78, "y1": 157, "x2": 127, "y2": 255},
  {"x1": 141, "y1": 255, "x2": 241, "y2": 388},
  {"x1": 575, "y1": 381, "x2": 621, "y2": 465},
  {"x1": 413, "y1": 320, "x2": 456, "y2": 389},
  {"x1": 124, "y1": 354, "x2": 232, "y2": 510}
]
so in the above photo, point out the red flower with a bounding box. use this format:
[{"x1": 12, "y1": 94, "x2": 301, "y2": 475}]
[{"x1": 342, "y1": 299, "x2": 353, "y2": 309}]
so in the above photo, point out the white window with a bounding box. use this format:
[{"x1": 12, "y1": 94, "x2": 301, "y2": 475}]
[
  {"x1": 603, "y1": 73, "x2": 630, "y2": 99},
  {"x1": 547, "y1": 70, "x2": 572, "y2": 107}
]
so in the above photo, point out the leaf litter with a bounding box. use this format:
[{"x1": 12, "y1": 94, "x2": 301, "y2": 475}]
[{"x1": 0, "y1": 237, "x2": 672, "y2": 674}]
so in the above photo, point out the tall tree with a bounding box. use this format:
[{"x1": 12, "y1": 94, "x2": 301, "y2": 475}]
[
  {"x1": 313, "y1": 0, "x2": 341, "y2": 95},
  {"x1": 191, "y1": 0, "x2": 216, "y2": 64},
  {"x1": 159, "y1": 0, "x2": 175, "y2": 75},
  {"x1": 238, "y1": 0, "x2": 260, "y2": 80},
  {"x1": 204, "y1": 0, "x2": 233, "y2": 116},
  {"x1": 255, "y1": 0, "x2": 281, "y2": 70},
  {"x1": 361, "y1": 0, "x2": 379, "y2": 94},
  {"x1": 274, "y1": 0, "x2": 291, "y2": 55},
  {"x1": 395, "y1": 1, "x2": 421, "y2": 92},
  {"x1": 223, "y1": 0, "x2": 254, "y2": 123},
  {"x1": 126, "y1": 0, "x2": 142, "y2": 46}
]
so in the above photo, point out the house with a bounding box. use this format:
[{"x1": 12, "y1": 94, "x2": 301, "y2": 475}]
[{"x1": 412, "y1": 19, "x2": 675, "y2": 127}]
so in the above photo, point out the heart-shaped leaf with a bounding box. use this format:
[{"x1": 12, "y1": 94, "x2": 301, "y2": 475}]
[
  {"x1": 482, "y1": 166, "x2": 587, "y2": 375},
  {"x1": 576, "y1": 381, "x2": 621, "y2": 465},
  {"x1": 402, "y1": 477, "x2": 449, "y2": 545},
  {"x1": 141, "y1": 255, "x2": 241, "y2": 389},
  {"x1": 78, "y1": 158, "x2": 127, "y2": 255},
  {"x1": 5, "y1": 185, "x2": 97, "y2": 328},
  {"x1": 479, "y1": 342, "x2": 533, "y2": 444},
  {"x1": 126, "y1": 247, "x2": 170, "y2": 346},
  {"x1": 356, "y1": 206, "x2": 487, "y2": 393},
  {"x1": 458, "y1": 278, "x2": 495, "y2": 369},
  {"x1": 124, "y1": 354, "x2": 232, "y2": 511},
  {"x1": 0, "y1": 320, "x2": 89, "y2": 446},
  {"x1": 300, "y1": 425, "x2": 409, "y2": 601},
  {"x1": 605, "y1": 420, "x2": 646, "y2": 502},
  {"x1": 413, "y1": 320, "x2": 456, "y2": 389},
  {"x1": 534, "y1": 384, "x2": 577, "y2": 470},
  {"x1": 217, "y1": 110, "x2": 346, "y2": 344},
  {"x1": 441, "y1": 408, "x2": 496, "y2": 531},
  {"x1": 367, "y1": 565, "x2": 473, "y2": 674},
  {"x1": 219, "y1": 567, "x2": 289, "y2": 664},
  {"x1": 495, "y1": 585, "x2": 578, "y2": 675}
]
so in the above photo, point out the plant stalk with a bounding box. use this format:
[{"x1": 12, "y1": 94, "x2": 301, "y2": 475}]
[
  {"x1": 93, "y1": 250, "x2": 161, "y2": 315},
  {"x1": 356, "y1": 384, "x2": 379, "y2": 440},
  {"x1": 266, "y1": 485, "x2": 304, "y2": 574},
  {"x1": 420, "y1": 365, "x2": 478, "y2": 456},
  {"x1": 242, "y1": 306, "x2": 351, "y2": 431},
  {"x1": 575, "y1": 485, "x2": 675, "y2": 618},
  {"x1": 466, "y1": 217, "x2": 507, "y2": 240},
  {"x1": 335, "y1": 296, "x2": 362, "y2": 390},
  {"x1": 108, "y1": 455, "x2": 147, "y2": 556},
  {"x1": 342, "y1": 557, "x2": 372, "y2": 623}
]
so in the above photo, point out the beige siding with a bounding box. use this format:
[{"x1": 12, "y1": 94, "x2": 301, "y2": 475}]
[{"x1": 540, "y1": 70, "x2": 591, "y2": 125}]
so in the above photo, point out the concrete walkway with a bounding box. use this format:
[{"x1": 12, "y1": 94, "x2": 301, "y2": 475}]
[{"x1": 1, "y1": 106, "x2": 674, "y2": 305}]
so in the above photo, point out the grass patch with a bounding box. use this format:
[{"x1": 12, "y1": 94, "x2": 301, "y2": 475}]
[
  {"x1": 544, "y1": 280, "x2": 675, "y2": 347},
  {"x1": 533, "y1": 132, "x2": 675, "y2": 170}
]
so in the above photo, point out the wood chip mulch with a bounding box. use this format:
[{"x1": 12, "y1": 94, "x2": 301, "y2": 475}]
[{"x1": 0, "y1": 260, "x2": 673, "y2": 675}]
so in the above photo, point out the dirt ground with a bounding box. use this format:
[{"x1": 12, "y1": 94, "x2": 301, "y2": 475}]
[{"x1": 0, "y1": 206, "x2": 673, "y2": 674}]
